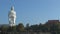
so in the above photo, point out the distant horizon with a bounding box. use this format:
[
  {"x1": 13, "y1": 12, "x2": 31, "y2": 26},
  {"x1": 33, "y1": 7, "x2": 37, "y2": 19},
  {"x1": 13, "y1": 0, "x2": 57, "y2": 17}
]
[
  {"x1": 0, "y1": 19, "x2": 60, "y2": 25},
  {"x1": 0, "y1": 0, "x2": 60, "y2": 26}
]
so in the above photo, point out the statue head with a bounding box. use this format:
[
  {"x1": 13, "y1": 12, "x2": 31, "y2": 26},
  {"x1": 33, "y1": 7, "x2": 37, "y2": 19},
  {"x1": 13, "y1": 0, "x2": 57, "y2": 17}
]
[{"x1": 11, "y1": 6, "x2": 14, "y2": 10}]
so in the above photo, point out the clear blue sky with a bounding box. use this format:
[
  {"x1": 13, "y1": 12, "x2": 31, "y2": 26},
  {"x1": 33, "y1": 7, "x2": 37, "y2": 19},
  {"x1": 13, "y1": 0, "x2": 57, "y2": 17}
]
[{"x1": 0, "y1": 0, "x2": 60, "y2": 25}]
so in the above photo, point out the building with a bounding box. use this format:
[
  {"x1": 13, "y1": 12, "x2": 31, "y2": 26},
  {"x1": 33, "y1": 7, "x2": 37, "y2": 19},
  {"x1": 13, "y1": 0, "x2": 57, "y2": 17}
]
[
  {"x1": 45, "y1": 20, "x2": 60, "y2": 27},
  {"x1": 47, "y1": 20, "x2": 60, "y2": 24}
]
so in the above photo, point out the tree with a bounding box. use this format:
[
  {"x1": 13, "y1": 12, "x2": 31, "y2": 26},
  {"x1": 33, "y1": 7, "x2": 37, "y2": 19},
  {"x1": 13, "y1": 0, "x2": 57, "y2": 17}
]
[
  {"x1": 30, "y1": 24, "x2": 38, "y2": 31},
  {"x1": 38, "y1": 23, "x2": 42, "y2": 30},
  {"x1": 1, "y1": 25, "x2": 8, "y2": 32},
  {"x1": 17, "y1": 23, "x2": 24, "y2": 32},
  {"x1": 7, "y1": 26, "x2": 16, "y2": 32},
  {"x1": 26, "y1": 23, "x2": 30, "y2": 31},
  {"x1": 11, "y1": 26, "x2": 16, "y2": 31}
]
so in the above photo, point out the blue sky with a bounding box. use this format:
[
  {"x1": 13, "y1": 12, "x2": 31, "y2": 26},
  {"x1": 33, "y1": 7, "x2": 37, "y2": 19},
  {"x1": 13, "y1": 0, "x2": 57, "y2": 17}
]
[{"x1": 0, "y1": 0, "x2": 60, "y2": 26}]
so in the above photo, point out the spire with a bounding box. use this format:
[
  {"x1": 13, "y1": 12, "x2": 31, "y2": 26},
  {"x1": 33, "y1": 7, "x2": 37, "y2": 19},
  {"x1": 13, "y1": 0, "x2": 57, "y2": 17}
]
[{"x1": 11, "y1": 6, "x2": 14, "y2": 10}]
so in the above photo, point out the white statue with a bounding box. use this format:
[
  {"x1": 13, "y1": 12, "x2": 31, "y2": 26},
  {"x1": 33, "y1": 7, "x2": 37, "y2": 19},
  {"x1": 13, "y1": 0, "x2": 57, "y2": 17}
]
[{"x1": 8, "y1": 6, "x2": 16, "y2": 27}]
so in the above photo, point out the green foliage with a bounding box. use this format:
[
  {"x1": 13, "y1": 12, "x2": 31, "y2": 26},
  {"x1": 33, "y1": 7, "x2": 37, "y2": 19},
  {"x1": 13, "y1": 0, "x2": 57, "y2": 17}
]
[
  {"x1": 17, "y1": 23, "x2": 25, "y2": 32},
  {"x1": 12, "y1": 26, "x2": 16, "y2": 31},
  {"x1": 30, "y1": 24, "x2": 38, "y2": 31},
  {"x1": 7, "y1": 26, "x2": 16, "y2": 32},
  {"x1": 1, "y1": 22, "x2": 60, "y2": 33},
  {"x1": 1, "y1": 25, "x2": 8, "y2": 32},
  {"x1": 26, "y1": 23, "x2": 30, "y2": 31}
]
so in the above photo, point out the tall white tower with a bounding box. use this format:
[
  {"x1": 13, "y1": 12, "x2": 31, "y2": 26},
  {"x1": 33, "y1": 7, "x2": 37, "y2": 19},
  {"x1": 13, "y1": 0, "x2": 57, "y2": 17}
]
[{"x1": 8, "y1": 6, "x2": 16, "y2": 27}]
